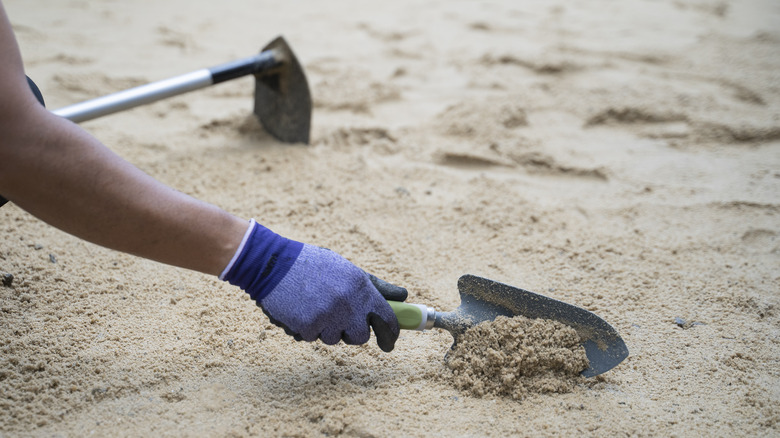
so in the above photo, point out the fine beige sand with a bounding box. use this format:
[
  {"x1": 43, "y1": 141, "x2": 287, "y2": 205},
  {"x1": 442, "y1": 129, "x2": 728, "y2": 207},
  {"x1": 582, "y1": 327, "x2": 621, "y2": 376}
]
[
  {"x1": 447, "y1": 316, "x2": 589, "y2": 400},
  {"x1": 2, "y1": 0, "x2": 779, "y2": 436}
]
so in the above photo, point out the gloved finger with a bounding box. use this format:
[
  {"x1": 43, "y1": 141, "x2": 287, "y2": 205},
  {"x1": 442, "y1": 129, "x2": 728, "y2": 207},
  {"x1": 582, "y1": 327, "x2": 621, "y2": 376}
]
[
  {"x1": 297, "y1": 327, "x2": 321, "y2": 343},
  {"x1": 320, "y1": 329, "x2": 344, "y2": 346},
  {"x1": 368, "y1": 274, "x2": 408, "y2": 302},
  {"x1": 257, "y1": 302, "x2": 303, "y2": 340},
  {"x1": 368, "y1": 312, "x2": 400, "y2": 353},
  {"x1": 342, "y1": 324, "x2": 370, "y2": 346}
]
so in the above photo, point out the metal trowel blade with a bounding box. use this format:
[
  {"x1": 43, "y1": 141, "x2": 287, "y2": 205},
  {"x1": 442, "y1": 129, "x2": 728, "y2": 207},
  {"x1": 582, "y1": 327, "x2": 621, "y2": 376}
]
[{"x1": 434, "y1": 275, "x2": 629, "y2": 377}]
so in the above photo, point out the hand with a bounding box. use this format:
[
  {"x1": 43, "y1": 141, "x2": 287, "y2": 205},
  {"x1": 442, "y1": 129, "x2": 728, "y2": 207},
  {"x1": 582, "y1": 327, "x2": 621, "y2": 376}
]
[{"x1": 221, "y1": 220, "x2": 402, "y2": 352}]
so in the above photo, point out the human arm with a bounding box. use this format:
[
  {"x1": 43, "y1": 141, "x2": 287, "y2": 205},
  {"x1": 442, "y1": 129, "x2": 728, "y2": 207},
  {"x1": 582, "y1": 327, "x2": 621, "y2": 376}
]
[
  {"x1": 0, "y1": 1, "x2": 401, "y2": 350},
  {"x1": 0, "y1": 3, "x2": 248, "y2": 275}
]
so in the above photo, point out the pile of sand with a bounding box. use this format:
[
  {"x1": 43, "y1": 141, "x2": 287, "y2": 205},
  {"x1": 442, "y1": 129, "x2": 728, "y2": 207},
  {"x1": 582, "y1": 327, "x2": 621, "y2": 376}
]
[{"x1": 447, "y1": 316, "x2": 588, "y2": 399}]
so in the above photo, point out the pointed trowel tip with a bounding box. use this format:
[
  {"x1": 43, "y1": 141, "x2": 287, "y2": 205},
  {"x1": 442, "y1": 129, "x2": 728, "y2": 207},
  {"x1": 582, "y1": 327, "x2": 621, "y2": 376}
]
[{"x1": 581, "y1": 337, "x2": 629, "y2": 377}]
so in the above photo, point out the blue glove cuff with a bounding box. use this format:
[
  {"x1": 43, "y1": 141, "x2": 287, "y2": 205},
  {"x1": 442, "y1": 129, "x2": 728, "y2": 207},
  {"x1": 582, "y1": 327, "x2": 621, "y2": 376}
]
[{"x1": 220, "y1": 219, "x2": 304, "y2": 302}]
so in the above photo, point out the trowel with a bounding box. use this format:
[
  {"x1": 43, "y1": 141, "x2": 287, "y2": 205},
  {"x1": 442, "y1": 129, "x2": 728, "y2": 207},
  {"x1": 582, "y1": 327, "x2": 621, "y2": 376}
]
[{"x1": 385, "y1": 275, "x2": 629, "y2": 377}]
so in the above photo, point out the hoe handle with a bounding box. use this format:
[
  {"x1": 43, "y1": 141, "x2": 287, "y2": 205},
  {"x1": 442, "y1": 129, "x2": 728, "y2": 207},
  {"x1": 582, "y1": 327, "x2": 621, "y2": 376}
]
[{"x1": 52, "y1": 51, "x2": 279, "y2": 123}]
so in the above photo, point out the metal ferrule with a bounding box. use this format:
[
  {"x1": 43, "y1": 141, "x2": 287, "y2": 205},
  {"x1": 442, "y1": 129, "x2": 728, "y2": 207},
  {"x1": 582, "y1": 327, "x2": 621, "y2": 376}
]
[{"x1": 425, "y1": 307, "x2": 436, "y2": 330}]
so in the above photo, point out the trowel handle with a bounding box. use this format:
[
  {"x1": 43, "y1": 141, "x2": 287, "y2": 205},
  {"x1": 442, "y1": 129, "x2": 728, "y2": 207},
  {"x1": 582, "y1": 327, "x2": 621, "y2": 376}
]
[
  {"x1": 388, "y1": 301, "x2": 436, "y2": 331},
  {"x1": 52, "y1": 51, "x2": 280, "y2": 123}
]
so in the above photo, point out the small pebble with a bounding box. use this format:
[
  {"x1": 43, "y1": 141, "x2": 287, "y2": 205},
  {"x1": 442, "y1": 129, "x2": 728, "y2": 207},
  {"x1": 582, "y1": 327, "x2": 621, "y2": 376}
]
[
  {"x1": 674, "y1": 317, "x2": 706, "y2": 329},
  {"x1": 2, "y1": 273, "x2": 13, "y2": 287},
  {"x1": 395, "y1": 187, "x2": 411, "y2": 196}
]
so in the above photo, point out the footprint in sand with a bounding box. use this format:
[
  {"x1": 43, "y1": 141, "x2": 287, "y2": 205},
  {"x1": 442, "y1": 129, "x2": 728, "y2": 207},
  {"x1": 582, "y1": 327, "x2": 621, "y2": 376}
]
[{"x1": 741, "y1": 229, "x2": 778, "y2": 254}]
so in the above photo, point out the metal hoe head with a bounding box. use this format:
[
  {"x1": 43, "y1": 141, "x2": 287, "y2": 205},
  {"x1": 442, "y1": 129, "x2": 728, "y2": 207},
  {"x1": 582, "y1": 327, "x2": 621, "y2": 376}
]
[
  {"x1": 435, "y1": 275, "x2": 629, "y2": 377},
  {"x1": 254, "y1": 37, "x2": 312, "y2": 144}
]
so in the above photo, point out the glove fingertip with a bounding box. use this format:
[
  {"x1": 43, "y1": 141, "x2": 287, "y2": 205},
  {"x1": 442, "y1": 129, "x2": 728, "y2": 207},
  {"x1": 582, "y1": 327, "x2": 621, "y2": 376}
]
[
  {"x1": 369, "y1": 313, "x2": 399, "y2": 353},
  {"x1": 368, "y1": 274, "x2": 409, "y2": 302},
  {"x1": 342, "y1": 328, "x2": 370, "y2": 346}
]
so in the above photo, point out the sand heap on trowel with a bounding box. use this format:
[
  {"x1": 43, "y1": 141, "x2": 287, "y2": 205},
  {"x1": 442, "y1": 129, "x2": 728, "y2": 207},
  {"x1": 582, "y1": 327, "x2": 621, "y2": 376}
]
[{"x1": 446, "y1": 315, "x2": 589, "y2": 400}]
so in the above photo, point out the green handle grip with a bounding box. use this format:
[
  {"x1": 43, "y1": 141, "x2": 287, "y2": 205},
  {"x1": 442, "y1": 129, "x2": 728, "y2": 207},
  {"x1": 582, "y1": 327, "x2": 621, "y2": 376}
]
[{"x1": 388, "y1": 301, "x2": 432, "y2": 331}]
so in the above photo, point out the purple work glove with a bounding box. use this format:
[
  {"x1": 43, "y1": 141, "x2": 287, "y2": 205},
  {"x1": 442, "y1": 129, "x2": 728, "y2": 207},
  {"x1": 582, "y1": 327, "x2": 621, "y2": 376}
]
[{"x1": 220, "y1": 219, "x2": 403, "y2": 352}]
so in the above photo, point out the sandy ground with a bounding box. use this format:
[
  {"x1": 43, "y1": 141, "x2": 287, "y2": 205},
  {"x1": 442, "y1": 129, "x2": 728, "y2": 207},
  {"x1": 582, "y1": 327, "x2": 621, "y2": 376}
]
[{"x1": 2, "y1": 0, "x2": 779, "y2": 436}]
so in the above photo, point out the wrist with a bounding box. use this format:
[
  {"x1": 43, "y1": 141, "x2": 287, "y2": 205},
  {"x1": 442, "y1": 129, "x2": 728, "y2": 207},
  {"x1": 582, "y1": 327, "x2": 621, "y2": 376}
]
[
  {"x1": 220, "y1": 219, "x2": 304, "y2": 301},
  {"x1": 219, "y1": 219, "x2": 257, "y2": 280},
  {"x1": 207, "y1": 213, "x2": 254, "y2": 277}
]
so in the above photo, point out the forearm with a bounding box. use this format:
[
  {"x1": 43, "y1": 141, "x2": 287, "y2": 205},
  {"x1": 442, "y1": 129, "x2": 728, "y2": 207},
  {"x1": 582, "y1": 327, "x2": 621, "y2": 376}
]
[
  {"x1": 0, "y1": 0, "x2": 402, "y2": 352},
  {"x1": 0, "y1": 107, "x2": 248, "y2": 276},
  {"x1": 0, "y1": 1, "x2": 248, "y2": 276}
]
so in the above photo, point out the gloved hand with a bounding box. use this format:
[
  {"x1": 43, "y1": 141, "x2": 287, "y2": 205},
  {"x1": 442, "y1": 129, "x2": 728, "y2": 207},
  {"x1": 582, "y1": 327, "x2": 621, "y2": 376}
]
[{"x1": 220, "y1": 219, "x2": 404, "y2": 352}]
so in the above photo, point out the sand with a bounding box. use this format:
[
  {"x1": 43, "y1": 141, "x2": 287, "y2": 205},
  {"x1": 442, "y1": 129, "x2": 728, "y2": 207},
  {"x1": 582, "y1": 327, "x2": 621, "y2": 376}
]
[
  {"x1": 447, "y1": 316, "x2": 588, "y2": 400},
  {"x1": 1, "y1": 0, "x2": 779, "y2": 436}
]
